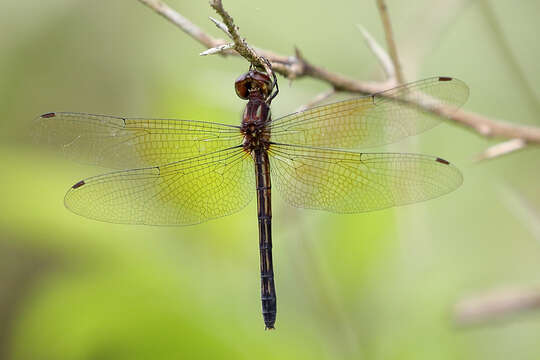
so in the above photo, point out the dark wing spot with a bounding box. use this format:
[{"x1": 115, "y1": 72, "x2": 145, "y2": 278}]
[
  {"x1": 72, "y1": 180, "x2": 86, "y2": 189},
  {"x1": 41, "y1": 112, "x2": 56, "y2": 118},
  {"x1": 436, "y1": 157, "x2": 450, "y2": 165},
  {"x1": 438, "y1": 76, "x2": 453, "y2": 82}
]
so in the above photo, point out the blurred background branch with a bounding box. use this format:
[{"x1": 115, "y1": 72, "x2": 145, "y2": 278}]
[
  {"x1": 454, "y1": 185, "x2": 540, "y2": 326},
  {"x1": 375, "y1": 0, "x2": 404, "y2": 85},
  {"x1": 357, "y1": 24, "x2": 395, "y2": 82},
  {"x1": 137, "y1": 0, "x2": 540, "y2": 161},
  {"x1": 455, "y1": 287, "x2": 540, "y2": 326}
]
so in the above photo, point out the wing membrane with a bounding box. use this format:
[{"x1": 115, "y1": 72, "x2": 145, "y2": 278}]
[
  {"x1": 35, "y1": 112, "x2": 243, "y2": 169},
  {"x1": 269, "y1": 77, "x2": 468, "y2": 149},
  {"x1": 65, "y1": 146, "x2": 254, "y2": 225},
  {"x1": 268, "y1": 143, "x2": 462, "y2": 213}
]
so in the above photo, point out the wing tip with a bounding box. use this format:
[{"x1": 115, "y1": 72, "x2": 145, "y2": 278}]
[
  {"x1": 435, "y1": 157, "x2": 464, "y2": 190},
  {"x1": 438, "y1": 76, "x2": 453, "y2": 82},
  {"x1": 40, "y1": 112, "x2": 56, "y2": 118},
  {"x1": 71, "y1": 180, "x2": 86, "y2": 189},
  {"x1": 435, "y1": 157, "x2": 451, "y2": 165}
]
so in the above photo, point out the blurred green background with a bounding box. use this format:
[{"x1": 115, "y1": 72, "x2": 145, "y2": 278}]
[{"x1": 2, "y1": 0, "x2": 540, "y2": 359}]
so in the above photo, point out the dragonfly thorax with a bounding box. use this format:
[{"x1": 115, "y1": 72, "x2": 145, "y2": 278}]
[
  {"x1": 241, "y1": 97, "x2": 271, "y2": 152},
  {"x1": 241, "y1": 118, "x2": 271, "y2": 152}
]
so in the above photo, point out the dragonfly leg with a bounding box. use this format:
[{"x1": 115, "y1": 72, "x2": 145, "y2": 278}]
[{"x1": 259, "y1": 56, "x2": 279, "y2": 104}]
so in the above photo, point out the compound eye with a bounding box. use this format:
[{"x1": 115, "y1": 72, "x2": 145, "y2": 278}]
[
  {"x1": 235, "y1": 79, "x2": 249, "y2": 99},
  {"x1": 235, "y1": 73, "x2": 251, "y2": 99}
]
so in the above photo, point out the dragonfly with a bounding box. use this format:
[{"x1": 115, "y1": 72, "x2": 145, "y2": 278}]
[{"x1": 36, "y1": 68, "x2": 468, "y2": 330}]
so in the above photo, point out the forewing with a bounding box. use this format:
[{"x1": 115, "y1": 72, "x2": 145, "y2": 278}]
[
  {"x1": 268, "y1": 144, "x2": 462, "y2": 213},
  {"x1": 35, "y1": 112, "x2": 243, "y2": 169},
  {"x1": 269, "y1": 77, "x2": 468, "y2": 149},
  {"x1": 65, "y1": 146, "x2": 254, "y2": 225}
]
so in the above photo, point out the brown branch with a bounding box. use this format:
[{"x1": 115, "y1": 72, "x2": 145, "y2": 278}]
[
  {"x1": 136, "y1": 0, "x2": 540, "y2": 156},
  {"x1": 443, "y1": 109, "x2": 540, "y2": 143},
  {"x1": 375, "y1": 0, "x2": 405, "y2": 84}
]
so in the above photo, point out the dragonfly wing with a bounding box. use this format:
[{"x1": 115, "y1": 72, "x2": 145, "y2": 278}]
[
  {"x1": 65, "y1": 146, "x2": 254, "y2": 225},
  {"x1": 269, "y1": 77, "x2": 468, "y2": 149},
  {"x1": 35, "y1": 112, "x2": 243, "y2": 169},
  {"x1": 268, "y1": 143, "x2": 462, "y2": 213}
]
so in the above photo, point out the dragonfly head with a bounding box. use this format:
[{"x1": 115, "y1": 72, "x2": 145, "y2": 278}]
[{"x1": 235, "y1": 70, "x2": 273, "y2": 100}]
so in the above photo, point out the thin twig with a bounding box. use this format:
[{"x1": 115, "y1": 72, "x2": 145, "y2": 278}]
[
  {"x1": 200, "y1": 43, "x2": 234, "y2": 56},
  {"x1": 136, "y1": 0, "x2": 540, "y2": 156},
  {"x1": 375, "y1": 0, "x2": 405, "y2": 84},
  {"x1": 357, "y1": 24, "x2": 395, "y2": 80},
  {"x1": 209, "y1": 0, "x2": 272, "y2": 77},
  {"x1": 475, "y1": 138, "x2": 527, "y2": 161},
  {"x1": 208, "y1": 16, "x2": 231, "y2": 37},
  {"x1": 455, "y1": 287, "x2": 540, "y2": 325}
]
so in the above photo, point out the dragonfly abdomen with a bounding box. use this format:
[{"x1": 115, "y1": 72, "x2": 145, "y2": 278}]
[{"x1": 253, "y1": 148, "x2": 276, "y2": 329}]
